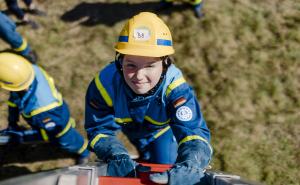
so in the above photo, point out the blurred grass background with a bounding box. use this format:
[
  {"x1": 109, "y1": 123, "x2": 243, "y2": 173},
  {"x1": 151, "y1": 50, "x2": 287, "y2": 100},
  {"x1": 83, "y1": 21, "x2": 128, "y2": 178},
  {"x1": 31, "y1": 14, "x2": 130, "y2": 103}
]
[{"x1": 0, "y1": 0, "x2": 299, "y2": 184}]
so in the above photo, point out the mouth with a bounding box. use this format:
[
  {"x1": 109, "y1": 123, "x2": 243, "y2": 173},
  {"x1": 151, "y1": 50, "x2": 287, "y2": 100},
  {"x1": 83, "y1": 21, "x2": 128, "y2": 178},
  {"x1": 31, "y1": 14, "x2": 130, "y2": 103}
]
[{"x1": 132, "y1": 81, "x2": 148, "y2": 87}]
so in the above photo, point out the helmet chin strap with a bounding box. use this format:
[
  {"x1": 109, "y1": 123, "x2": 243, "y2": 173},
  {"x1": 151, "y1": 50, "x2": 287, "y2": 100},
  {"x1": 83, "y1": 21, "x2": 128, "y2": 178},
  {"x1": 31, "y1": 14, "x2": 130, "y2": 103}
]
[{"x1": 115, "y1": 52, "x2": 124, "y2": 74}]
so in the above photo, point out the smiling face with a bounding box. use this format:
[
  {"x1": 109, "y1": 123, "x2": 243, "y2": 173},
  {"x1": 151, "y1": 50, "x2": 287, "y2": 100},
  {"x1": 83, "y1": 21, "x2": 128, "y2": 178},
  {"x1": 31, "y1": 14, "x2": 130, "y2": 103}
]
[{"x1": 122, "y1": 55, "x2": 163, "y2": 95}]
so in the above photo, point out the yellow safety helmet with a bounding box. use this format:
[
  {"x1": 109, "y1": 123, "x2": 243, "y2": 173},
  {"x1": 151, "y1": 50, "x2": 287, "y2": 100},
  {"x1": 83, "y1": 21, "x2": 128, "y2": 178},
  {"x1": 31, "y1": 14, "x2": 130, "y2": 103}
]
[
  {"x1": 115, "y1": 12, "x2": 175, "y2": 57},
  {"x1": 0, "y1": 52, "x2": 35, "y2": 91}
]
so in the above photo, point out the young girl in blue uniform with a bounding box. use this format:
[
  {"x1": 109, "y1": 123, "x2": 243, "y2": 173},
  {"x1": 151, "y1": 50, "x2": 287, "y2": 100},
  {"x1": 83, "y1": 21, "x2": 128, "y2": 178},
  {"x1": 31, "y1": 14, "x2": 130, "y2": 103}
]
[{"x1": 85, "y1": 12, "x2": 212, "y2": 184}]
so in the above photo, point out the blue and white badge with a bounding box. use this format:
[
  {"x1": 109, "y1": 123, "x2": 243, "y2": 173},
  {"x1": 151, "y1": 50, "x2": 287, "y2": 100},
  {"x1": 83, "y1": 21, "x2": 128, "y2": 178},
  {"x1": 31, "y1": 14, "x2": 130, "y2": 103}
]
[
  {"x1": 45, "y1": 122, "x2": 56, "y2": 129},
  {"x1": 176, "y1": 106, "x2": 193, "y2": 121}
]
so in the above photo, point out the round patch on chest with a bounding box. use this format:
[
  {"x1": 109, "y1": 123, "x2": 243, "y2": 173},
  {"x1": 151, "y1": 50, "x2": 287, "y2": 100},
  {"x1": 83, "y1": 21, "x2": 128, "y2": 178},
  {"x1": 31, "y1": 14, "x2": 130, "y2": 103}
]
[
  {"x1": 45, "y1": 122, "x2": 56, "y2": 129},
  {"x1": 176, "y1": 106, "x2": 193, "y2": 121}
]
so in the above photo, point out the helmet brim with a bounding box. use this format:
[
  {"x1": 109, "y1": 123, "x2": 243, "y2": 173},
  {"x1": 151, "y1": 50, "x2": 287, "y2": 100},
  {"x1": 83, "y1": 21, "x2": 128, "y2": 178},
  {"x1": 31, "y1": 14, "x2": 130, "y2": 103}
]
[{"x1": 115, "y1": 44, "x2": 174, "y2": 57}]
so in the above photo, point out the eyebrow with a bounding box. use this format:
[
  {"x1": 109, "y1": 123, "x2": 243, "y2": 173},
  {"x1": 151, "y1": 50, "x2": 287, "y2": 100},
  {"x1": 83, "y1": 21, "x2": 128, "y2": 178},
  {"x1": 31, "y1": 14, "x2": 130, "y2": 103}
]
[
  {"x1": 124, "y1": 59, "x2": 136, "y2": 63},
  {"x1": 124, "y1": 60, "x2": 160, "y2": 64},
  {"x1": 148, "y1": 61, "x2": 160, "y2": 65}
]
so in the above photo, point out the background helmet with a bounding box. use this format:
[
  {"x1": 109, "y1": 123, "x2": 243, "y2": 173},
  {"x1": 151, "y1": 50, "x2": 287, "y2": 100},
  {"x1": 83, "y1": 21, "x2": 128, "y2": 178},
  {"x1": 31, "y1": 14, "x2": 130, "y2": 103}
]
[
  {"x1": 115, "y1": 12, "x2": 175, "y2": 57},
  {"x1": 0, "y1": 52, "x2": 35, "y2": 91}
]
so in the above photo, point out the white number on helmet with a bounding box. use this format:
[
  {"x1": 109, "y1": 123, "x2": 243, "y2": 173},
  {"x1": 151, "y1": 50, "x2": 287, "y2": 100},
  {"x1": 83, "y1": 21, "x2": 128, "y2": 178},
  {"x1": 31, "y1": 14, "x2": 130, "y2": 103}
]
[{"x1": 134, "y1": 28, "x2": 150, "y2": 41}]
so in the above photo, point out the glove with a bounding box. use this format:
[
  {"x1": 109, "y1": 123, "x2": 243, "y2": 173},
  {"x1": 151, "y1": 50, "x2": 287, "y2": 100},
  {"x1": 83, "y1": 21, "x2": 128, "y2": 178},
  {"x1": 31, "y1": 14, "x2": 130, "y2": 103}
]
[
  {"x1": 107, "y1": 154, "x2": 137, "y2": 177},
  {"x1": 149, "y1": 160, "x2": 205, "y2": 185},
  {"x1": 23, "y1": 50, "x2": 38, "y2": 64},
  {"x1": 93, "y1": 136, "x2": 138, "y2": 177},
  {"x1": 149, "y1": 140, "x2": 212, "y2": 185}
]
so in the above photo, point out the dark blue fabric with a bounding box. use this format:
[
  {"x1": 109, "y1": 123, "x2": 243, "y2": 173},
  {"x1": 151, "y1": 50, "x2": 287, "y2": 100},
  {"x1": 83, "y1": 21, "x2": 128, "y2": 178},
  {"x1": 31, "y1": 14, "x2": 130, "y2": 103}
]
[
  {"x1": 85, "y1": 62, "x2": 211, "y2": 166},
  {"x1": 107, "y1": 154, "x2": 137, "y2": 177},
  {"x1": 8, "y1": 106, "x2": 20, "y2": 126},
  {"x1": 175, "y1": 139, "x2": 211, "y2": 168},
  {"x1": 10, "y1": 78, "x2": 37, "y2": 112},
  {"x1": 5, "y1": 0, "x2": 32, "y2": 19},
  {"x1": 150, "y1": 140, "x2": 212, "y2": 185},
  {"x1": 169, "y1": 140, "x2": 211, "y2": 185},
  {"x1": 141, "y1": 128, "x2": 177, "y2": 164},
  {"x1": 3, "y1": 129, "x2": 43, "y2": 144},
  {"x1": 93, "y1": 136, "x2": 128, "y2": 160},
  {"x1": 93, "y1": 136, "x2": 137, "y2": 176},
  {"x1": 3, "y1": 129, "x2": 24, "y2": 143},
  {"x1": 23, "y1": 101, "x2": 69, "y2": 132},
  {"x1": 0, "y1": 12, "x2": 31, "y2": 55},
  {"x1": 9, "y1": 101, "x2": 89, "y2": 157},
  {"x1": 54, "y1": 126, "x2": 90, "y2": 158},
  {"x1": 8, "y1": 81, "x2": 89, "y2": 158}
]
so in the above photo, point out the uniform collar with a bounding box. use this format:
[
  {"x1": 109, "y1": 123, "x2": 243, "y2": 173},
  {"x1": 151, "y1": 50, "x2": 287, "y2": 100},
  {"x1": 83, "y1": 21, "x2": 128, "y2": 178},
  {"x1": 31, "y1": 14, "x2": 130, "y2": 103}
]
[{"x1": 15, "y1": 78, "x2": 37, "y2": 110}]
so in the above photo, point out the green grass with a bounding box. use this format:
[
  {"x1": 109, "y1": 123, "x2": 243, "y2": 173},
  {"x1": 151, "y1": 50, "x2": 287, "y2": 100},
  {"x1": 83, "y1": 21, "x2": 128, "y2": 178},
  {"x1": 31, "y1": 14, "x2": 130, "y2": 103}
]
[{"x1": 0, "y1": 0, "x2": 299, "y2": 184}]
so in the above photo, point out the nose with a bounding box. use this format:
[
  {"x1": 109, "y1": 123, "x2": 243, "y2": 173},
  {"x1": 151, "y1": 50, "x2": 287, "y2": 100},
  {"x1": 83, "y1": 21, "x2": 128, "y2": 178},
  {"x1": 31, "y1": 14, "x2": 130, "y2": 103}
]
[{"x1": 135, "y1": 68, "x2": 145, "y2": 81}]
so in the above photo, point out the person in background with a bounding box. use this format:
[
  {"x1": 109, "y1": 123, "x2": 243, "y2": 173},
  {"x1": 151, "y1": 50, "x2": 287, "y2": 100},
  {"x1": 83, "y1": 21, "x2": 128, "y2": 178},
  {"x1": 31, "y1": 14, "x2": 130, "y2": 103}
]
[
  {"x1": 85, "y1": 12, "x2": 212, "y2": 184},
  {"x1": 0, "y1": 52, "x2": 90, "y2": 164},
  {"x1": 4, "y1": 0, "x2": 46, "y2": 29},
  {"x1": 158, "y1": 0, "x2": 204, "y2": 18},
  {"x1": 0, "y1": 12, "x2": 37, "y2": 63}
]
